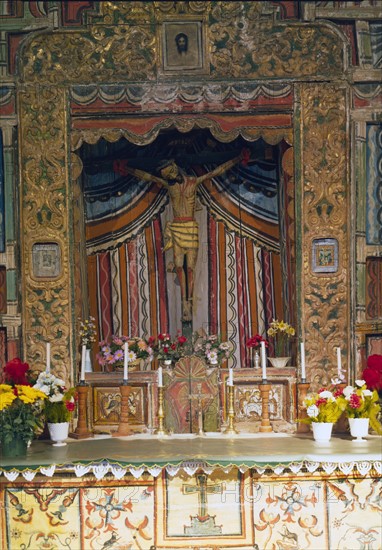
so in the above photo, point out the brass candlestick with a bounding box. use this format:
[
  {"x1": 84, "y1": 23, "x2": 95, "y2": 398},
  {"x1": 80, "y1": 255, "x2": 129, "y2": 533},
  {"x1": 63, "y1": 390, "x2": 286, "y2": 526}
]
[
  {"x1": 224, "y1": 383, "x2": 238, "y2": 435},
  {"x1": 297, "y1": 382, "x2": 310, "y2": 433},
  {"x1": 259, "y1": 383, "x2": 273, "y2": 433},
  {"x1": 113, "y1": 383, "x2": 132, "y2": 437},
  {"x1": 156, "y1": 385, "x2": 167, "y2": 436},
  {"x1": 70, "y1": 383, "x2": 93, "y2": 439}
]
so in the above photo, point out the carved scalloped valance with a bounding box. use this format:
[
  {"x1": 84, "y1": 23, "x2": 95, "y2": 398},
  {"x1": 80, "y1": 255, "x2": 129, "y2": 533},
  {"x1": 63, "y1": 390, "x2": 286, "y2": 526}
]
[{"x1": 71, "y1": 115, "x2": 293, "y2": 151}]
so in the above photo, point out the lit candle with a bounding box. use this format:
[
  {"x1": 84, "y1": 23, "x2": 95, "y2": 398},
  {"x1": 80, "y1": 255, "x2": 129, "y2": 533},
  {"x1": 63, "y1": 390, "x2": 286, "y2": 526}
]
[
  {"x1": 46, "y1": 342, "x2": 51, "y2": 373},
  {"x1": 337, "y1": 347, "x2": 342, "y2": 377},
  {"x1": 80, "y1": 344, "x2": 86, "y2": 381},
  {"x1": 158, "y1": 366, "x2": 163, "y2": 387},
  {"x1": 300, "y1": 342, "x2": 306, "y2": 380},
  {"x1": 228, "y1": 367, "x2": 233, "y2": 386},
  {"x1": 261, "y1": 341, "x2": 267, "y2": 380},
  {"x1": 123, "y1": 342, "x2": 129, "y2": 381}
]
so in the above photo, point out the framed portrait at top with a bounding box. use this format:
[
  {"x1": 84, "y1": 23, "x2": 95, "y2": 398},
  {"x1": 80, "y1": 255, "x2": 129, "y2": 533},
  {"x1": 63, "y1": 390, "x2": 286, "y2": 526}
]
[
  {"x1": 160, "y1": 19, "x2": 208, "y2": 74},
  {"x1": 311, "y1": 238, "x2": 339, "y2": 273}
]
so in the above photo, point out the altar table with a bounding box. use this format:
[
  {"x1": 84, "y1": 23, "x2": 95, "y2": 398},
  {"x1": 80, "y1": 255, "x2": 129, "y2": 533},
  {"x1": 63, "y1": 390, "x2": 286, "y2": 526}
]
[{"x1": 1, "y1": 433, "x2": 381, "y2": 550}]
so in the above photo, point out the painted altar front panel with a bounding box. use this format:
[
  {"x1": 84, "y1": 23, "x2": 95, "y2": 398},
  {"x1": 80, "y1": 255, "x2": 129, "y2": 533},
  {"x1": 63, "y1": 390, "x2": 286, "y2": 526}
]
[{"x1": 1, "y1": 468, "x2": 380, "y2": 549}]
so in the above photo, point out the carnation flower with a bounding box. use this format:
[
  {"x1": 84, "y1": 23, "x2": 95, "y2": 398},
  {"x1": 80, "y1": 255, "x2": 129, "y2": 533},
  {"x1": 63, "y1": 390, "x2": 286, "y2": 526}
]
[
  {"x1": 307, "y1": 404, "x2": 319, "y2": 418},
  {"x1": 349, "y1": 393, "x2": 361, "y2": 409},
  {"x1": 342, "y1": 385, "x2": 354, "y2": 399},
  {"x1": 3, "y1": 358, "x2": 31, "y2": 385},
  {"x1": 319, "y1": 390, "x2": 334, "y2": 400},
  {"x1": 193, "y1": 333, "x2": 233, "y2": 364}
]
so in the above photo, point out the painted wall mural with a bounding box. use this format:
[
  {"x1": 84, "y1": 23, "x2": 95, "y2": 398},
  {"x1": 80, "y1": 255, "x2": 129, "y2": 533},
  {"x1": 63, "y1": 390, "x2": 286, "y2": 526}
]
[{"x1": 1, "y1": 469, "x2": 381, "y2": 549}]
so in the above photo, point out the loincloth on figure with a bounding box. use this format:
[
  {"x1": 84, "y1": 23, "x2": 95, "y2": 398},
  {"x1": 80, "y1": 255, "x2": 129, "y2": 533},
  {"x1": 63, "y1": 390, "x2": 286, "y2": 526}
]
[{"x1": 163, "y1": 220, "x2": 199, "y2": 252}]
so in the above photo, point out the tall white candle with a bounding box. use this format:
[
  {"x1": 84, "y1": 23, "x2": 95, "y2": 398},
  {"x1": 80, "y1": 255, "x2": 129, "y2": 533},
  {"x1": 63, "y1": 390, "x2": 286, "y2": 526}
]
[
  {"x1": 46, "y1": 342, "x2": 51, "y2": 373},
  {"x1": 300, "y1": 342, "x2": 306, "y2": 380},
  {"x1": 158, "y1": 366, "x2": 163, "y2": 387},
  {"x1": 337, "y1": 347, "x2": 342, "y2": 377},
  {"x1": 261, "y1": 341, "x2": 267, "y2": 380},
  {"x1": 80, "y1": 344, "x2": 86, "y2": 381},
  {"x1": 123, "y1": 342, "x2": 129, "y2": 381},
  {"x1": 228, "y1": 367, "x2": 233, "y2": 386}
]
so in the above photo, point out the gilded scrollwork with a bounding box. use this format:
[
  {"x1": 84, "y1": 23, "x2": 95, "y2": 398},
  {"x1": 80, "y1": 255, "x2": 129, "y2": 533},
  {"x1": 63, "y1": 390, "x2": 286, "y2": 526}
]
[
  {"x1": 210, "y1": 21, "x2": 343, "y2": 79},
  {"x1": 300, "y1": 84, "x2": 349, "y2": 388},
  {"x1": 20, "y1": 2, "x2": 343, "y2": 84},
  {"x1": 22, "y1": 27, "x2": 156, "y2": 84},
  {"x1": 19, "y1": 86, "x2": 73, "y2": 382}
]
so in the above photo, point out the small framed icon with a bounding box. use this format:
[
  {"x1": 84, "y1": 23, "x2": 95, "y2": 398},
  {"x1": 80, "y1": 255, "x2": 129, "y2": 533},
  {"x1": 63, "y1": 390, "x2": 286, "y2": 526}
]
[{"x1": 312, "y1": 238, "x2": 339, "y2": 273}]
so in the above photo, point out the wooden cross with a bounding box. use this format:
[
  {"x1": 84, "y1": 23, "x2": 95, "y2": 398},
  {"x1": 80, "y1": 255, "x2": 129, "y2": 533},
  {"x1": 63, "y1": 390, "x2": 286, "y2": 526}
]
[{"x1": 182, "y1": 473, "x2": 223, "y2": 518}]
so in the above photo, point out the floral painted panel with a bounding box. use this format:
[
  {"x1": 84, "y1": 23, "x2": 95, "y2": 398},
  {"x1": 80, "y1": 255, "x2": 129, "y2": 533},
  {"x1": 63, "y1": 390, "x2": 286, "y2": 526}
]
[
  {"x1": 254, "y1": 477, "x2": 330, "y2": 549},
  {"x1": 326, "y1": 477, "x2": 382, "y2": 549}
]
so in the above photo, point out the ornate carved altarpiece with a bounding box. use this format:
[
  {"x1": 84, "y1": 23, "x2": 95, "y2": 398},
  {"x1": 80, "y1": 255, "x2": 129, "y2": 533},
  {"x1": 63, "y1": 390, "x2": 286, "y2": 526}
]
[{"x1": 17, "y1": 1, "x2": 350, "y2": 392}]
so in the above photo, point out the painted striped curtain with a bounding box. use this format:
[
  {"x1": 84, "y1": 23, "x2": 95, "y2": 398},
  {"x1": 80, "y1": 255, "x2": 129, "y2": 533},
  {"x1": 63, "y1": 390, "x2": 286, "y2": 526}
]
[{"x1": 87, "y1": 205, "x2": 281, "y2": 368}]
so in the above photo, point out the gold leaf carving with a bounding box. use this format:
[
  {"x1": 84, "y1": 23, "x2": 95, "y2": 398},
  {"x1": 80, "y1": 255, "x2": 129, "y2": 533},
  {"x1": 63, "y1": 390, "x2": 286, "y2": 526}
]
[
  {"x1": 19, "y1": 87, "x2": 73, "y2": 383},
  {"x1": 300, "y1": 84, "x2": 349, "y2": 389},
  {"x1": 20, "y1": 3, "x2": 343, "y2": 85}
]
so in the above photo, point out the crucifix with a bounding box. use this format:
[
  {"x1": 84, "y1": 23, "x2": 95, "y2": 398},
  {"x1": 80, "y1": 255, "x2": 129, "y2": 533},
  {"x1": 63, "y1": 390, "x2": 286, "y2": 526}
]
[
  {"x1": 182, "y1": 473, "x2": 223, "y2": 519},
  {"x1": 189, "y1": 383, "x2": 211, "y2": 436}
]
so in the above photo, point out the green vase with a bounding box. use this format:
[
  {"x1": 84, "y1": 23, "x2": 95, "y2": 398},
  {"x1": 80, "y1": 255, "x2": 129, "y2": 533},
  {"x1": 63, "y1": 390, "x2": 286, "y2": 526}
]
[{"x1": 1, "y1": 438, "x2": 28, "y2": 458}]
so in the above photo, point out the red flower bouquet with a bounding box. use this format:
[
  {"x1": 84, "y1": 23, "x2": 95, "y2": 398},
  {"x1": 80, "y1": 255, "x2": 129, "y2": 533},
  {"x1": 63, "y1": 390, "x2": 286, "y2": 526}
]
[
  {"x1": 3, "y1": 357, "x2": 34, "y2": 385},
  {"x1": 362, "y1": 354, "x2": 382, "y2": 394},
  {"x1": 246, "y1": 334, "x2": 268, "y2": 349}
]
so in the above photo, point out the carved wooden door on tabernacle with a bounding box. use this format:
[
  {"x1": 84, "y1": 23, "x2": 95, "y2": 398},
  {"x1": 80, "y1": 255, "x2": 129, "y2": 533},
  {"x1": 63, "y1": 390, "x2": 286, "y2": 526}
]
[{"x1": 163, "y1": 356, "x2": 220, "y2": 433}]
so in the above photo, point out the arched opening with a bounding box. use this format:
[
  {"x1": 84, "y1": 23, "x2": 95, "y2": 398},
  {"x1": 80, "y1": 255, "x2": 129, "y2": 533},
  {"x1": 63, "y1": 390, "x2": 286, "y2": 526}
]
[{"x1": 73, "y1": 127, "x2": 295, "y2": 368}]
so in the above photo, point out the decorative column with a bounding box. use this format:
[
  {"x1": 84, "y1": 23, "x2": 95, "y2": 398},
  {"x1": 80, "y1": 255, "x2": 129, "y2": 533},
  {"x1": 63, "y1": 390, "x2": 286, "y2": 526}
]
[
  {"x1": 259, "y1": 383, "x2": 273, "y2": 433},
  {"x1": 113, "y1": 383, "x2": 133, "y2": 437},
  {"x1": 224, "y1": 383, "x2": 238, "y2": 435},
  {"x1": 70, "y1": 383, "x2": 93, "y2": 439}
]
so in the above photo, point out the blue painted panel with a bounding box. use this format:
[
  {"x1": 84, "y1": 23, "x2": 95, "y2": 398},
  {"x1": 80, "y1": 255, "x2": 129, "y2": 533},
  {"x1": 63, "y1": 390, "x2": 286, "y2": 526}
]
[{"x1": 366, "y1": 124, "x2": 382, "y2": 245}]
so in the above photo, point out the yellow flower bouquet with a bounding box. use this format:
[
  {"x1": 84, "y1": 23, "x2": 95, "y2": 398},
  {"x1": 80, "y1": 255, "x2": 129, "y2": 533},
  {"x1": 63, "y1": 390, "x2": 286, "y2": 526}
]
[
  {"x1": 1, "y1": 359, "x2": 47, "y2": 455},
  {"x1": 267, "y1": 319, "x2": 295, "y2": 356}
]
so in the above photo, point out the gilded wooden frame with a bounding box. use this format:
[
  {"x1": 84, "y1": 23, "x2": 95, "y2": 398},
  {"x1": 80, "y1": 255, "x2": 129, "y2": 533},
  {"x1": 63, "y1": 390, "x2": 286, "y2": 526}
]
[{"x1": 17, "y1": 2, "x2": 350, "y2": 390}]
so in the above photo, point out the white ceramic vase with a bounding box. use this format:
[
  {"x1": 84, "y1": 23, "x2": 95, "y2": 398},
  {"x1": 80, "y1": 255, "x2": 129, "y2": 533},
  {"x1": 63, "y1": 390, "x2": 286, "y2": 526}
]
[
  {"x1": 48, "y1": 422, "x2": 69, "y2": 447},
  {"x1": 163, "y1": 359, "x2": 172, "y2": 366},
  {"x1": 268, "y1": 357, "x2": 290, "y2": 368},
  {"x1": 348, "y1": 417, "x2": 369, "y2": 442},
  {"x1": 312, "y1": 422, "x2": 333, "y2": 443},
  {"x1": 209, "y1": 357, "x2": 218, "y2": 365},
  {"x1": 254, "y1": 350, "x2": 260, "y2": 369}
]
